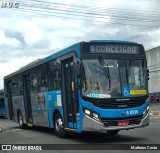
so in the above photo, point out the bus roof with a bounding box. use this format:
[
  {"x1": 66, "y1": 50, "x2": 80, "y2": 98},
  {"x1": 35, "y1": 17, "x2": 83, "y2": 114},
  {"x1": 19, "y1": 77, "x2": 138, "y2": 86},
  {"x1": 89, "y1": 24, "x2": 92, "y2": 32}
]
[
  {"x1": 90, "y1": 40, "x2": 138, "y2": 44},
  {"x1": 4, "y1": 40, "x2": 139, "y2": 80},
  {"x1": 44, "y1": 42, "x2": 81, "y2": 62},
  {"x1": 4, "y1": 42, "x2": 81, "y2": 80},
  {"x1": 4, "y1": 58, "x2": 45, "y2": 80}
]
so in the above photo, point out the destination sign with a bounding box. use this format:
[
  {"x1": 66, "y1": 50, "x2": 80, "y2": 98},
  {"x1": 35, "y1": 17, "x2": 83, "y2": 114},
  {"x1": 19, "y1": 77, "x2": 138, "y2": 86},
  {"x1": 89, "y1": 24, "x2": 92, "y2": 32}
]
[{"x1": 89, "y1": 44, "x2": 139, "y2": 54}]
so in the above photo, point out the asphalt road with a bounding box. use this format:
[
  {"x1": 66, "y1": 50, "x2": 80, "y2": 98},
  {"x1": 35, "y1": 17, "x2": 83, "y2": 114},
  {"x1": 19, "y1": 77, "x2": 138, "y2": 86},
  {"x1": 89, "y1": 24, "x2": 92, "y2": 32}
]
[{"x1": 0, "y1": 103, "x2": 160, "y2": 153}]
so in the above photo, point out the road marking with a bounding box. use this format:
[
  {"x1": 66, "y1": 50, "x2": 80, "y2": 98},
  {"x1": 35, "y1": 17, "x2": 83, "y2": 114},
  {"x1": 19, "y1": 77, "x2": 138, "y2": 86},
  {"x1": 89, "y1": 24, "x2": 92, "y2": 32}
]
[
  {"x1": 0, "y1": 122, "x2": 10, "y2": 127},
  {"x1": 150, "y1": 111, "x2": 160, "y2": 113},
  {"x1": 4, "y1": 129, "x2": 22, "y2": 133},
  {"x1": 150, "y1": 111, "x2": 160, "y2": 119},
  {"x1": 0, "y1": 129, "x2": 22, "y2": 135},
  {"x1": 0, "y1": 124, "x2": 8, "y2": 128}
]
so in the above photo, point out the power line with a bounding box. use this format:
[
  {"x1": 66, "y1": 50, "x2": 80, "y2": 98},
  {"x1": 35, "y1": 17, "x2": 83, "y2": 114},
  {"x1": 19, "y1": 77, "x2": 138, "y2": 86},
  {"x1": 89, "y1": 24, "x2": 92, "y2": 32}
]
[
  {"x1": 14, "y1": 7, "x2": 160, "y2": 28},
  {"x1": 17, "y1": 2, "x2": 160, "y2": 23},
  {"x1": 17, "y1": 0, "x2": 160, "y2": 16},
  {"x1": 126, "y1": 27, "x2": 160, "y2": 40},
  {"x1": 11, "y1": 0, "x2": 160, "y2": 24},
  {"x1": 6, "y1": 0, "x2": 159, "y2": 28},
  {"x1": 16, "y1": 0, "x2": 160, "y2": 21}
]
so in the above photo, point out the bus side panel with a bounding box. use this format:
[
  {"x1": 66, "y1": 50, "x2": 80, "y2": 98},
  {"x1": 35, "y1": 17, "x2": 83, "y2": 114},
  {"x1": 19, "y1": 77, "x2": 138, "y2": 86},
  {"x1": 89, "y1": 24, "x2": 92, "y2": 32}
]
[
  {"x1": 4, "y1": 95, "x2": 9, "y2": 119},
  {"x1": 76, "y1": 93, "x2": 93, "y2": 133},
  {"x1": 21, "y1": 96, "x2": 26, "y2": 124},
  {"x1": 0, "y1": 109, "x2": 5, "y2": 117},
  {"x1": 31, "y1": 92, "x2": 49, "y2": 127},
  {"x1": 0, "y1": 98, "x2": 5, "y2": 117},
  {"x1": 7, "y1": 96, "x2": 15, "y2": 121},
  {"x1": 46, "y1": 90, "x2": 63, "y2": 128},
  {"x1": 12, "y1": 95, "x2": 25, "y2": 123},
  {"x1": 31, "y1": 92, "x2": 40, "y2": 126}
]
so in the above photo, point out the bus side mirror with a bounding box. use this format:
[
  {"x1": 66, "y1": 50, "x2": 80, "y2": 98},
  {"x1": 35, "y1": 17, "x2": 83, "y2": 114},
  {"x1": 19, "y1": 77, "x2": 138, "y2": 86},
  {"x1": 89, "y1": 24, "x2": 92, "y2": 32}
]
[
  {"x1": 74, "y1": 61, "x2": 81, "y2": 89},
  {"x1": 147, "y1": 69, "x2": 149, "y2": 80},
  {"x1": 74, "y1": 61, "x2": 81, "y2": 78}
]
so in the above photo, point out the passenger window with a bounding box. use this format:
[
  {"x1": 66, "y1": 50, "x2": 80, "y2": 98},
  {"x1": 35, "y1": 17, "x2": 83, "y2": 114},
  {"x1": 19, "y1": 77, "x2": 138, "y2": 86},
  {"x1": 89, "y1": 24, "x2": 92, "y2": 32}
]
[
  {"x1": 30, "y1": 68, "x2": 39, "y2": 93},
  {"x1": 39, "y1": 64, "x2": 48, "y2": 92},
  {"x1": 49, "y1": 60, "x2": 61, "y2": 90}
]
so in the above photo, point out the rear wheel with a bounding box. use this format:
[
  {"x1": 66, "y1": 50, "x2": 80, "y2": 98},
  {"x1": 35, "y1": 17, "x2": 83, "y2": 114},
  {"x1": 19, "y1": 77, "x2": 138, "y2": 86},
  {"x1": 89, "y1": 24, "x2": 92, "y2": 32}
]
[
  {"x1": 18, "y1": 112, "x2": 26, "y2": 129},
  {"x1": 107, "y1": 130, "x2": 119, "y2": 135},
  {"x1": 54, "y1": 113, "x2": 68, "y2": 138}
]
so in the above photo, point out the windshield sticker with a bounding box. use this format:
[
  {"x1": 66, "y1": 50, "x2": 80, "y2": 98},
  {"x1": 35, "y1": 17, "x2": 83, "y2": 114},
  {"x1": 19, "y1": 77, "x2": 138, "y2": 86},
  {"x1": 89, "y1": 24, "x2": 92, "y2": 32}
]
[
  {"x1": 87, "y1": 93, "x2": 111, "y2": 98},
  {"x1": 57, "y1": 95, "x2": 62, "y2": 106},
  {"x1": 87, "y1": 93, "x2": 99, "y2": 98},
  {"x1": 122, "y1": 86, "x2": 130, "y2": 97},
  {"x1": 130, "y1": 90, "x2": 147, "y2": 95}
]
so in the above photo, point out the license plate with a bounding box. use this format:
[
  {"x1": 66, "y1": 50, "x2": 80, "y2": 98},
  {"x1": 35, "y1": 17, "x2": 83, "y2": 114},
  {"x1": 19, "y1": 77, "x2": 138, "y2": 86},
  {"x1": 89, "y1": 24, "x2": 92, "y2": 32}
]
[{"x1": 118, "y1": 121, "x2": 129, "y2": 126}]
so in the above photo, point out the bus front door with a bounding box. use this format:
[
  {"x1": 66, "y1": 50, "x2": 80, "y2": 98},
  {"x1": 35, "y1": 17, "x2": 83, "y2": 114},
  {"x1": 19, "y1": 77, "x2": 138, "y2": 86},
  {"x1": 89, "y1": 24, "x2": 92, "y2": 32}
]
[
  {"x1": 62, "y1": 57, "x2": 77, "y2": 130},
  {"x1": 23, "y1": 74, "x2": 33, "y2": 124},
  {"x1": 7, "y1": 81, "x2": 14, "y2": 120}
]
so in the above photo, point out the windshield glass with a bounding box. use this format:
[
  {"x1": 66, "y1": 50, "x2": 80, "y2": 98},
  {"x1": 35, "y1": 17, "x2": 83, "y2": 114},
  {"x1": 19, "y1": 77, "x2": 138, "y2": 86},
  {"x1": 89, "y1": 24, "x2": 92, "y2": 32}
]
[
  {"x1": 119, "y1": 59, "x2": 147, "y2": 96},
  {"x1": 82, "y1": 59, "x2": 147, "y2": 98}
]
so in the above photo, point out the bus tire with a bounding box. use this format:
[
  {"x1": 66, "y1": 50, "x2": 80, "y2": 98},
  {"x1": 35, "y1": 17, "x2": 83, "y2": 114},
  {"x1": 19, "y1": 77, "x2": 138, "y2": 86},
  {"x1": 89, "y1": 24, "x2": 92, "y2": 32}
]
[
  {"x1": 107, "y1": 130, "x2": 119, "y2": 135},
  {"x1": 54, "y1": 112, "x2": 67, "y2": 138},
  {"x1": 18, "y1": 111, "x2": 26, "y2": 129}
]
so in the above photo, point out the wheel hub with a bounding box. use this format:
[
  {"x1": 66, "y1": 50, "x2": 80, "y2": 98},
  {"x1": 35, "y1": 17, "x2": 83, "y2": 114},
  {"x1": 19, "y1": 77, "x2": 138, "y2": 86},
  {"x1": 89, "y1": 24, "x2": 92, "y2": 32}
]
[
  {"x1": 19, "y1": 115, "x2": 23, "y2": 126},
  {"x1": 55, "y1": 118, "x2": 63, "y2": 131}
]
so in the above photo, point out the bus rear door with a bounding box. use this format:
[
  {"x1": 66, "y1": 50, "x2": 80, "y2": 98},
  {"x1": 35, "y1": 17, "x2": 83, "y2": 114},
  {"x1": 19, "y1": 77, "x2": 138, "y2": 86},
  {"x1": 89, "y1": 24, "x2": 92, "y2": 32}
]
[
  {"x1": 7, "y1": 81, "x2": 14, "y2": 120},
  {"x1": 23, "y1": 74, "x2": 33, "y2": 124}
]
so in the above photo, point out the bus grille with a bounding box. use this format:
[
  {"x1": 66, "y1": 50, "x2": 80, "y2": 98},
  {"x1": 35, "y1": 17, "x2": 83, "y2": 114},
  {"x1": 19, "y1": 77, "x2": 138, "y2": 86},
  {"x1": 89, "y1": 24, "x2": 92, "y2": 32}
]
[
  {"x1": 101, "y1": 116, "x2": 142, "y2": 127},
  {"x1": 93, "y1": 99, "x2": 146, "y2": 109}
]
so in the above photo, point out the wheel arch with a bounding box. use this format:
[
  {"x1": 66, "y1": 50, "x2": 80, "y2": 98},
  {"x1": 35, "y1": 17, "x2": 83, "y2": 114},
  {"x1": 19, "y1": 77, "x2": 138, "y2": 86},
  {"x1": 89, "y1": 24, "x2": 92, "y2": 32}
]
[{"x1": 53, "y1": 109, "x2": 61, "y2": 126}]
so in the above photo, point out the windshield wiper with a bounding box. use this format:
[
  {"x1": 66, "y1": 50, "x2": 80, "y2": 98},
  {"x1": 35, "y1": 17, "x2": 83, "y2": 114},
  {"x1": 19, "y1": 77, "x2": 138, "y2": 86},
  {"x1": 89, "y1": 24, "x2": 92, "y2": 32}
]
[
  {"x1": 125, "y1": 59, "x2": 133, "y2": 86},
  {"x1": 98, "y1": 56, "x2": 111, "y2": 90},
  {"x1": 125, "y1": 62, "x2": 129, "y2": 86}
]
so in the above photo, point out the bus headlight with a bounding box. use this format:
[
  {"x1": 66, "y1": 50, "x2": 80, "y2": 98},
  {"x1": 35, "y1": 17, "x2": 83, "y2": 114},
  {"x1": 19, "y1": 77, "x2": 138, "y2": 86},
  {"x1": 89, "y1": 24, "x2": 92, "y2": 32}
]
[
  {"x1": 84, "y1": 109, "x2": 91, "y2": 116},
  {"x1": 93, "y1": 112, "x2": 99, "y2": 119},
  {"x1": 83, "y1": 108, "x2": 101, "y2": 121},
  {"x1": 143, "y1": 106, "x2": 149, "y2": 117}
]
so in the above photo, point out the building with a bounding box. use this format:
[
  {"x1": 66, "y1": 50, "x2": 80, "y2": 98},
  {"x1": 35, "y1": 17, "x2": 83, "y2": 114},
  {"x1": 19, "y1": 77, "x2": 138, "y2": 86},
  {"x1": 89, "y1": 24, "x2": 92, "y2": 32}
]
[{"x1": 146, "y1": 46, "x2": 160, "y2": 102}]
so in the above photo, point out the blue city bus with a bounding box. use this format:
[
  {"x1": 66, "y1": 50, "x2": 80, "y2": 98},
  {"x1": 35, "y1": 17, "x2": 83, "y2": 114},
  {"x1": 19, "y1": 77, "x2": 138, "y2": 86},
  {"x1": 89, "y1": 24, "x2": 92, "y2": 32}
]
[
  {"x1": 0, "y1": 89, "x2": 6, "y2": 117},
  {"x1": 4, "y1": 40, "x2": 149, "y2": 137}
]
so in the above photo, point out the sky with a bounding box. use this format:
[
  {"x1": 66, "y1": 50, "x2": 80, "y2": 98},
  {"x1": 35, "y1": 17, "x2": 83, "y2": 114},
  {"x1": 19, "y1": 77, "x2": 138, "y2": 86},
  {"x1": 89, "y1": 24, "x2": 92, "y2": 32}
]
[{"x1": 0, "y1": 0, "x2": 160, "y2": 89}]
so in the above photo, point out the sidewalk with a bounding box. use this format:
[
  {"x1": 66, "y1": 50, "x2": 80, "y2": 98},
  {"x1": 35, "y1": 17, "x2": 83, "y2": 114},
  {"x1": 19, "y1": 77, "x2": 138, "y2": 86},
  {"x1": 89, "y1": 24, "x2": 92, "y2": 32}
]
[
  {"x1": 0, "y1": 122, "x2": 9, "y2": 133},
  {"x1": 0, "y1": 118, "x2": 18, "y2": 133}
]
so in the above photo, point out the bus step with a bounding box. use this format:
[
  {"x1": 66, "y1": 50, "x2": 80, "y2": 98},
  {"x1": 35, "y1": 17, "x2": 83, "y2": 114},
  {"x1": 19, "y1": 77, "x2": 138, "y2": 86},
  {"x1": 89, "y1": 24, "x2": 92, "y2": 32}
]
[
  {"x1": 64, "y1": 128, "x2": 77, "y2": 132},
  {"x1": 27, "y1": 123, "x2": 33, "y2": 127}
]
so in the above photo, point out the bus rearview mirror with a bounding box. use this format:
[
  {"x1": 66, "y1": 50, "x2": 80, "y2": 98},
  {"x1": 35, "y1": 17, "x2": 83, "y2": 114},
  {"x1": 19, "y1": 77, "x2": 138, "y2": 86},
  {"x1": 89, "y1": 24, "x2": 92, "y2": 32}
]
[{"x1": 74, "y1": 62, "x2": 81, "y2": 77}]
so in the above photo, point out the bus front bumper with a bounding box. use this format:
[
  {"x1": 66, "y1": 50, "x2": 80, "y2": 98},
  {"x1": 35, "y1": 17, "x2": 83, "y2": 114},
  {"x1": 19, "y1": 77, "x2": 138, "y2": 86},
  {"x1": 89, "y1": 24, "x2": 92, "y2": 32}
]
[{"x1": 82, "y1": 112, "x2": 149, "y2": 132}]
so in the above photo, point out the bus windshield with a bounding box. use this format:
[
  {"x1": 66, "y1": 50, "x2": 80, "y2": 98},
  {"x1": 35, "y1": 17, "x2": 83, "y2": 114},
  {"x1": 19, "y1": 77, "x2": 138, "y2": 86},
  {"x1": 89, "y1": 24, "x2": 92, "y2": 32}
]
[{"x1": 81, "y1": 59, "x2": 147, "y2": 98}]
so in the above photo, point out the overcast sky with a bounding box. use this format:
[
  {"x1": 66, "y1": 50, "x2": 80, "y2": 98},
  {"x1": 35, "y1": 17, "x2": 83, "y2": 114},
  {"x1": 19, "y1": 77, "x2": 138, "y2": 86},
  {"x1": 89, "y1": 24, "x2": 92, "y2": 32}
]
[{"x1": 0, "y1": 0, "x2": 160, "y2": 89}]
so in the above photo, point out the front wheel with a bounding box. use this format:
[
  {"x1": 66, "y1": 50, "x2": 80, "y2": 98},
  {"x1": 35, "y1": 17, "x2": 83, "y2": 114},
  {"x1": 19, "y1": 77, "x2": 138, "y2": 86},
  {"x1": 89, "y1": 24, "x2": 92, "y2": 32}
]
[
  {"x1": 107, "y1": 130, "x2": 119, "y2": 135},
  {"x1": 54, "y1": 113, "x2": 68, "y2": 138}
]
